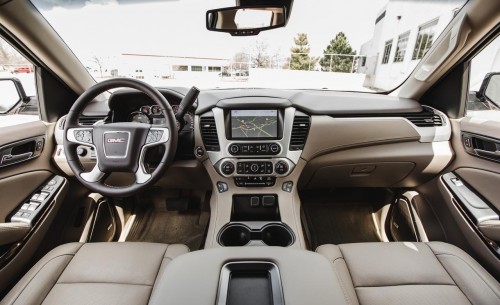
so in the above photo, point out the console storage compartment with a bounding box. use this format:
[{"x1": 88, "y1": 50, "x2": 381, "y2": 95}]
[{"x1": 216, "y1": 262, "x2": 284, "y2": 305}]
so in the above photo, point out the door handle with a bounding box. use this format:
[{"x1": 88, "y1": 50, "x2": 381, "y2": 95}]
[
  {"x1": 0, "y1": 136, "x2": 45, "y2": 168},
  {"x1": 1, "y1": 152, "x2": 33, "y2": 165}
]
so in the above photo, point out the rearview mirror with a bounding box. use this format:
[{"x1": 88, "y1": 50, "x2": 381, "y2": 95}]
[
  {"x1": 0, "y1": 78, "x2": 28, "y2": 114},
  {"x1": 206, "y1": 6, "x2": 286, "y2": 36},
  {"x1": 477, "y1": 72, "x2": 500, "y2": 108}
]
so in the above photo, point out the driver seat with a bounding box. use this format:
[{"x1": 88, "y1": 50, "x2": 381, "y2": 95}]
[{"x1": 0, "y1": 242, "x2": 189, "y2": 305}]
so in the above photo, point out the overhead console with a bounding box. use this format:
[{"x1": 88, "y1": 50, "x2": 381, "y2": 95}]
[{"x1": 199, "y1": 101, "x2": 309, "y2": 188}]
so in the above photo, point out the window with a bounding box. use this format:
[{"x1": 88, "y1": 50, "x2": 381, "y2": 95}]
[
  {"x1": 467, "y1": 35, "x2": 500, "y2": 121},
  {"x1": 412, "y1": 19, "x2": 438, "y2": 60},
  {"x1": 381, "y1": 40, "x2": 392, "y2": 64},
  {"x1": 394, "y1": 32, "x2": 410, "y2": 63},
  {"x1": 0, "y1": 36, "x2": 38, "y2": 120},
  {"x1": 173, "y1": 65, "x2": 188, "y2": 71},
  {"x1": 208, "y1": 66, "x2": 222, "y2": 72},
  {"x1": 360, "y1": 57, "x2": 366, "y2": 67},
  {"x1": 191, "y1": 66, "x2": 203, "y2": 72}
]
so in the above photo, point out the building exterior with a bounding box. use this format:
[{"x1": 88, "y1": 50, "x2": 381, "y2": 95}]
[{"x1": 358, "y1": 0, "x2": 464, "y2": 91}]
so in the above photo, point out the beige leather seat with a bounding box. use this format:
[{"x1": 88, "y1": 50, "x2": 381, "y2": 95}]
[
  {"x1": 317, "y1": 242, "x2": 500, "y2": 305},
  {"x1": 0, "y1": 242, "x2": 189, "y2": 305}
]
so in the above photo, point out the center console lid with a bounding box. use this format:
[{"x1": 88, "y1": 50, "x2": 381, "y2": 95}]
[{"x1": 149, "y1": 247, "x2": 352, "y2": 305}]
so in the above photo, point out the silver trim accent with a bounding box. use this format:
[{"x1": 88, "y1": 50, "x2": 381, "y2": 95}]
[
  {"x1": 135, "y1": 127, "x2": 170, "y2": 184},
  {"x1": 67, "y1": 128, "x2": 104, "y2": 183},
  {"x1": 81, "y1": 164, "x2": 105, "y2": 183},
  {"x1": 205, "y1": 107, "x2": 303, "y2": 174},
  {"x1": 103, "y1": 131, "x2": 131, "y2": 159}
]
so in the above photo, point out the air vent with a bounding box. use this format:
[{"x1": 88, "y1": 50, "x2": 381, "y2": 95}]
[
  {"x1": 403, "y1": 110, "x2": 443, "y2": 127},
  {"x1": 79, "y1": 115, "x2": 106, "y2": 126},
  {"x1": 290, "y1": 115, "x2": 310, "y2": 150},
  {"x1": 200, "y1": 116, "x2": 220, "y2": 151}
]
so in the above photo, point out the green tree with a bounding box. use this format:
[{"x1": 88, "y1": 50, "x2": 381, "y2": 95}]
[
  {"x1": 289, "y1": 33, "x2": 318, "y2": 71},
  {"x1": 319, "y1": 32, "x2": 357, "y2": 72}
]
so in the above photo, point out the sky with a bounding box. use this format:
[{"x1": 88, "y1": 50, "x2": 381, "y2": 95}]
[{"x1": 33, "y1": 0, "x2": 388, "y2": 64}]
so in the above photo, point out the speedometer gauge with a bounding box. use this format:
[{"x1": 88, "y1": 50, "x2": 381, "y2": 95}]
[{"x1": 129, "y1": 112, "x2": 151, "y2": 124}]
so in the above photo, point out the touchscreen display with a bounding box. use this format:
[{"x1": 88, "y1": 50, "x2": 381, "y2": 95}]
[{"x1": 230, "y1": 110, "x2": 278, "y2": 139}]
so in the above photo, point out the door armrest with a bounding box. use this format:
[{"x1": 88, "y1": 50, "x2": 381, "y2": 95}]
[
  {"x1": 478, "y1": 220, "x2": 500, "y2": 242},
  {"x1": 0, "y1": 223, "x2": 30, "y2": 246}
]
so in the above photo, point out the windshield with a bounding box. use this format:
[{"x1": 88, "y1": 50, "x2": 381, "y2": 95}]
[{"x1": 32, "y1": 0, "x2": 466, "y2": 92}]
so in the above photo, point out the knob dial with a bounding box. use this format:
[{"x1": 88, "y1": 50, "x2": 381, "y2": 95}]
[
  {"x1": 269, "y1": 143, "x2": 280, "y2": 154},
  {"x1": 229, "y1": 144, "x2": 240, "y2": 155},
  {"x1": 221, "y1": 161, "x2": 235, "y2": 175},
  {"x1": 274, "y1": 161, "x2": 289, "y2": 175},
  {"x1": 250, "y1": 163, "x2": 259, "y2": 173}
]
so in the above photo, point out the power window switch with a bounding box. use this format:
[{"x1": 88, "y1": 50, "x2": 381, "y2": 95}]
[
  {"x1": 21, "y1": 212, "x2": 31, "y2": 218},
  {"x1": 15, "y1": 211, "x2": 23, "y2": 217},
  {"x1": 27, "y1": 204, "x2": 38, "y2": 211},
  {"x1": 37, "y1": 192, "x2": 49, "y2": 201},
  {"x1": 31, "y1": 194, "x2": 40, "y2": 201},
  {"x1": 21, "y1": 203, "x2": 30, "y2": 210}
]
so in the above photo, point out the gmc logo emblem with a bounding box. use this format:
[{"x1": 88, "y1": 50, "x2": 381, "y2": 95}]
[{"x1": 107, "y1": 138, "x2": 126, "y2": 143}]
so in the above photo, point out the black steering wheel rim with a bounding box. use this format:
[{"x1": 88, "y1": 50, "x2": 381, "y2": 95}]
[{"x1": 64, "y1": 78, "x2": 178, "y2": 197}]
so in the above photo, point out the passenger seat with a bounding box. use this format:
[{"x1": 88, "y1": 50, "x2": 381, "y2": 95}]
[
  {"x1": 0, "y1": 242, "x2": 189, "y2": 305},
  {"x1": 317, "y1": 242, "x2": 500, "y2": 305}
]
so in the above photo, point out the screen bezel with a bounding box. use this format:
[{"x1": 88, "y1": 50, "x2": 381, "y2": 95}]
[{"x1": 225, "y1": 109, "x2": 284, "y2": 140}]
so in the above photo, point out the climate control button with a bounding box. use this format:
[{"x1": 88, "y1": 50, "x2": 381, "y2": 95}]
[
  {"x1": 269, "y1": 143, "x2": 281, "y2": 154},
  {"x1": 274, "y1": 161, "x2": 289, "y2": 175},
  {"x1": 221, "y1": 161, "x2": 235, "y2": 175}
]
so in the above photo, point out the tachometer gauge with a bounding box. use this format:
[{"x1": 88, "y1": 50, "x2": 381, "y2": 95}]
[
  {"x1": 129, "y1": 111, "x2": 151, "y2": 124},
  {"x1": 150, "y1": 105, "x2": 162, "y2": 115}
]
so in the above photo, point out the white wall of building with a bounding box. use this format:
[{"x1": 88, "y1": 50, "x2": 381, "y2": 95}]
[{"x1": 360, "y1": 0, "x2": 463, "y2": 91}]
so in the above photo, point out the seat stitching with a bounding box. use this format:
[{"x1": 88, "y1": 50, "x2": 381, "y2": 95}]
[
  {"x1": 426, "y1": 244, "x2": 473, "y2": 305},
  {"x1": 9, "y1": 252, "x2": 78, "y2": 305},
  {"x1": 55, "y1": 282, "x2": 153, "y2": 287},
  {"x1": 435, "y1": 253, "x2": 500, "y2": 299},
  {"x1": 354, "y1": 283, "x2": 457, "y2": 288},
  {"x1": 333, "y1": 246, "x2": 357, "y2": 305},
  {"x1": 146, "y1": 244, "x2": 171, "y2": 304}
]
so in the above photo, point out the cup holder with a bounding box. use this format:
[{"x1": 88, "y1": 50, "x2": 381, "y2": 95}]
[
  {"x1": 261, "y1": 224, "x2": 294, "y2": 247},
  {"x1": 218, "y1": 223, "x2": 294, "y2": 247},
  {"x1": 218, "y1": 224, "x2": 251, "y2": 247}
]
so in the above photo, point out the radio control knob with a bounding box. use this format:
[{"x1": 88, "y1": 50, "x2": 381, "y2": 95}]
[
  {"x1": 269, "y1": 143, "x2": 280, "y2": 154},
  {"x1": 221, "y1": 161, "x2": 235, "y2": 175},
  {"x1": 229, "y1": 144, "x2": 240, "y2": 155},
  {"x1": 250, "y1": 163, "x2": 259, "y2": 173},
  {"x1": 274, "y1": 161, "x2": 289, "y2": 175}
]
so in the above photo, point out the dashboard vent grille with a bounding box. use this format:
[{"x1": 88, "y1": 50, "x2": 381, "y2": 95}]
[
  {"x1": 403, "y1": 110, "x2": 443, "y2": 127},
  {"x1": 79, "y1": 115, "x2": 106, "y2": 126},
  {"x1": 290, "y1": 116, "x2": 311, "y2": 150},
  {"x1": 200, "y1": 116, "x2": 220, "y2": 151}
]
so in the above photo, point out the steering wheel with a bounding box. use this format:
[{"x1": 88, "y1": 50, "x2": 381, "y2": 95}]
[{"x1": 64, "y1": 78, "x2": 178, "y2": 197}]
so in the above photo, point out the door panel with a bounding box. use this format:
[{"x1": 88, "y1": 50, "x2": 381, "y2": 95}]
[{"x1": 0, "y1": 121, "x2": 69, "y2": 296}]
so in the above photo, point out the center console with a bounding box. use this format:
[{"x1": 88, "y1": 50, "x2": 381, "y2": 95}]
[{"x1": 195, "y1": 99, "x2": 310, "y2": 249}]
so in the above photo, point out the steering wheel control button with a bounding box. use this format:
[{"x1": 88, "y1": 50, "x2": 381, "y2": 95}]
[
  {"x1": 195, "y1": 146, "x2": 205, "y2": 157},
  {"x1": 216, "y1": 182, "x2": 228, "y2": 193},
  {"x1": 74, "y1": 130, "x2": 93, "y2": 144},
  {"x1": 274, "y1": 161, "x2": 289, "y2": 175},
  {"x1": 282, "y1": 181, "x2": 293, "y2": 192},
  {"x1": 221, "y1": 161, "x2": 235, "y2": 175},
  {"x1": 146, "y1": 130, "x2": 164, "y2": 144},
  {"x1": 77, "y1": 147, "x2": 87, "y2": 157}
]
